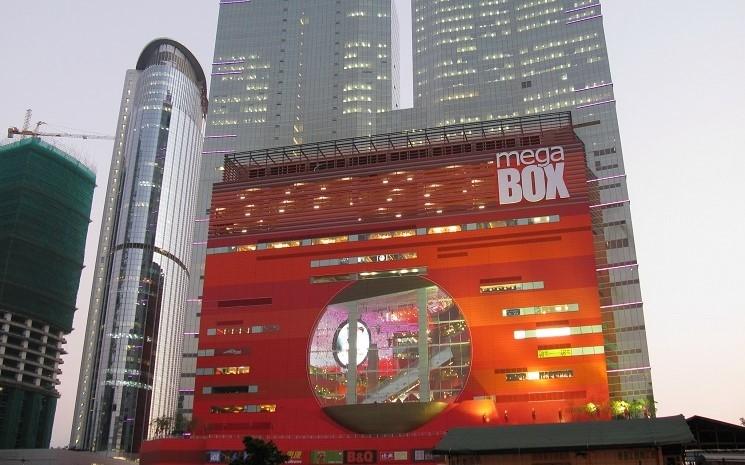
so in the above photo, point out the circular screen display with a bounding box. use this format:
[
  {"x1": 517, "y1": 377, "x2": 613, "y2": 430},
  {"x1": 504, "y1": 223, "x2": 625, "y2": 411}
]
[
  {"x1": 309, "y1": 276, "x2": 471, "y2": 407},
  {"x1": 333, "y1": 321, "x2": 371, "y2": 367}
]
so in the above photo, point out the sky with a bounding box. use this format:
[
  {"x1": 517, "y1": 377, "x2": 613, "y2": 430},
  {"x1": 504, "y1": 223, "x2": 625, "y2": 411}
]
[{"x1": 0, "y1": 0, "x2": 743, "y2": 448}]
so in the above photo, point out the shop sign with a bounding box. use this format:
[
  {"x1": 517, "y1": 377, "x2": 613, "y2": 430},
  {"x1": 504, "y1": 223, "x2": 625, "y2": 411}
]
[
  {"x1": 496, "y1": 146, "x2": 569, "y2": 205},
  {"x1": 287, "y1": 451, "x2": 303, "y2": 464},
  {"x1": 412, "y1": 450, "x2": 444, "y2": 462},
  {"x1": 345, "y1": 450, "x2": 377, "y2": 464},
  {"x1": 380, "y1": 451, "x2": 409, "y2": 462},
  {"x1": 312, "y1": 450, "x2": 344, "y2": 464}
]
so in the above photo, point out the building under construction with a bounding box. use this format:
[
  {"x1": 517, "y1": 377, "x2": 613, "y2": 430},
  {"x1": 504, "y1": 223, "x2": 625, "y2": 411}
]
[{"x1": 0, "y1": 137, "x2": 95, "y2": 448}]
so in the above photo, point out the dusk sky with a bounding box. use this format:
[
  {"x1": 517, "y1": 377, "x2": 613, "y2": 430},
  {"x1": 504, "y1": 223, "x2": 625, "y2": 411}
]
[{"x1": 0, "y1": 0, "x2": 743, "y2": 447}]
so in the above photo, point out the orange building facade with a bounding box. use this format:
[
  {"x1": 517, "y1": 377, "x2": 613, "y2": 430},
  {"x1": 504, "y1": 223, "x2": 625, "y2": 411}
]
[{"x1": 142, "y1": 114, "x2": 610, "y2": 464}]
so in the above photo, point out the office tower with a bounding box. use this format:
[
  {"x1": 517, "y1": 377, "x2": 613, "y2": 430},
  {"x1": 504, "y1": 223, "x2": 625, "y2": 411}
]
[
  {"x1": 70, "y1": 39, "x2": 207, "y2": 455},
  {"x1": 409, "y1": 0, "x2": 650, "y2": 404},
  {"x1": 0, "y1": 138, "x2": 95, "y2": 448},
  {"x1": 180, "y1": 0, "x2": 398, "y2": 425},
  {"x1": 179, "y1": 0, "x2": 651, "y2": 429}
]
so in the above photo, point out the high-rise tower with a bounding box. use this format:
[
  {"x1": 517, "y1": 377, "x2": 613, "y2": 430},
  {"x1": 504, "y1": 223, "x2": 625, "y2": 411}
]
[
  {"x1": 71, "y1": 38, "x2": 207, "y2": 455},
  {"x1": 408, "y1": 0, "x2": 650, "y2": 403},
  {"x1": 179, "y1": 0, "x2": 398, "y2": 424},
  {"x1": 178, "y1": 0, "x2": 651, "y2": 429}
]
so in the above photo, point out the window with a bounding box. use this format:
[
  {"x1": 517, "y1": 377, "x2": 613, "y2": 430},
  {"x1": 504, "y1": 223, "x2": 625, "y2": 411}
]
[
  {"x1": 205, "y1": 326, "x2": 279, "y2": 336},
  {"x1": 311, "y1": 267, "x2": 427, "y2": 284},
  {"x1": 215, "y1": 366, "x2": 250, "y2": 375},
  {"x1": 203, "y1": 385, "x2": 258, "y2": 394},
  {"x1": 537, "y1": 346, "x2": 605, "y2": 359},
  {"x1": 502, "y1": 303, "x2": 578, "y2": 317},
  {"x1": 505, "y1": 370, "x2": 574, "y2": 381},
  {"x1": 311, "y1": 252, "x2": 417, "y2": 268},
  {"x1": 514, "y1": 325, "x2": 602, "y2": 340},
  {"x1": 207, "y1": 216, "x2": 560, "y2": 256},
  {"x1": 480, "y1": 281, "x2": 544, "y2": 294}
]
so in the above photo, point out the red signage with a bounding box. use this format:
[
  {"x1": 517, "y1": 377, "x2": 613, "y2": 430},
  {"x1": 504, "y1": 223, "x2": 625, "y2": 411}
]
[{"x1": 345, "y1": 450, "x2": 377, "y2": 464}]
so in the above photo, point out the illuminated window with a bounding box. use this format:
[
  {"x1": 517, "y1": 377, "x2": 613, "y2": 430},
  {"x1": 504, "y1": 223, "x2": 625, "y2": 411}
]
[
  {"x1": 502, "y1": 303, "x2": 579, "y2": 317},
  {"x1": 215, "y1": 366, "x2": 250, "y2": 375},
  {"x1": 366, "y1": 229, "x2": 416, "y2": 240},
  {"x1": 206, "y1": 216, "x2": 560, "y2": 255},
  {"x1": 311, "y1": 235, "x2": 349, "y2": 246},
  {"x1": 310, "y1": 252, "x2": 417, "y2": 268},
  {"x1": 210, "y1": 403, "x2": 276, "y2": 414},
  {"x1": 480, "y1": 281, "x2": 544, "y2": 294},
  {"x1": 428, "y1": 225, "x2": 461, "y2": 234},
  {"x1": 514, "y1": 325, "x2": 602, "y2": 339},
  {"x1": 267, "y1": 240, "x2": 301, "y2": 249},
  {"x1": 206, "y1": 325, "x2": 279, "y2": 336},
  {"x1": 537, "y1": 346, "x2": 605, "y2": 359},
  {"x1": 311, "y1": 267, "x2": 427, "y2": 284},
  {"x1": 506, "y1": 370, "x2": 574, "y2": 381}
]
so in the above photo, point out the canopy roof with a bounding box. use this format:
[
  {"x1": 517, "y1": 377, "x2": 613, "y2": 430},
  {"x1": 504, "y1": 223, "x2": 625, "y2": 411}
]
[{"x1": 434, "y1": 415, "x2": 694, "y2": 455}]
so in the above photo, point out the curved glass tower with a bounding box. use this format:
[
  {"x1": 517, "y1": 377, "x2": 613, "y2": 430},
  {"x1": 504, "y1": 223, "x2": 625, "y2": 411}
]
[{"x1": 71, "y1": 38, "x2": 207, "y2": 455}]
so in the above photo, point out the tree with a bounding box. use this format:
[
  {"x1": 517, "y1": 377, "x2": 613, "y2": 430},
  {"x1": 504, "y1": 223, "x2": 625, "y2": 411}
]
[
  {"x1": 150, "y1": 416, "x2": 174, "y2": 438},
  {"x1": 740, "y1": 417, "x2": 744, "y2": 427},
  {"x1": 229, "y1": 436, "x2": 290, "y2": 465}
]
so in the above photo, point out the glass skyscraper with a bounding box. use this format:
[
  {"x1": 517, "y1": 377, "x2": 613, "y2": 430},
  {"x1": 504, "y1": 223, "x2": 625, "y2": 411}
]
[
  {"x1": 179, "y1": 0, "x2": 651, "y2": 427},
  {"x1": 71, "y1": 39, "x2": 207, "y2": 455}
]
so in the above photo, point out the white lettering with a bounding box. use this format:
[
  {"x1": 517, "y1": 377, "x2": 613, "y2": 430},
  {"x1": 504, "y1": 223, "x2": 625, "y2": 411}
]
[
  {"x1": 497, "y1": 168, "x2": 522, "y2": 204},
  {"x1": 550, "y1": 146, "x2": 565, "y2": 163},
  {"x1": 520, "y1": 150, "x2": 535, "y2": 166},
  {"x1": 544, "y1": 163, "x2": 570, "y2": 200},
  {"x1": 495, "y1": 146, "x2": 570, "y2": 204},
  {"x1": 521, "y1": 166, "x2": 546, "y2": 202},
  {"x1": 495, "y1": 146, "x2": 564, "y2": 168},
  {"x1": 496, "y1": 151, "x2": 520, "y2": 168}
]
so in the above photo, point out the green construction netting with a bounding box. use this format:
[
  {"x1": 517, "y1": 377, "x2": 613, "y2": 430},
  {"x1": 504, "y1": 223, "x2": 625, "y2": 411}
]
[{"x1": 0, "y1": 138, "x2": 95, "y2": 332}]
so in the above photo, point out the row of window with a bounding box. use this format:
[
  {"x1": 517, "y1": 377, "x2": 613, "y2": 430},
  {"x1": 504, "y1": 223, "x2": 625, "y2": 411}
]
[
  {"x1": 506, "y1": 369, "x2": 574, "y2": 381},
  {"x1": 503, "y1": 303, "x2": 579, "y2": 317},
  {"x1": 207, "y1": 215, "x2": 560, "y2": 256},
  {"x1": 537, "y1": 345, "x2": 605, "y2": 359},
  {"x1": 196, "y1": 366, "x2": 250, "y2": 376},
  {"x1": 480, "y1": 281, "x2": 544, "y2": 293},
  {"x1": 205, "y1": 325, "x2": 279, "y2": 336},
  {"x1": 310, "y1": 252, "x2": 417, "y2": 268},
  {"x1": 210, "y1": 404, "x2": 276, "y2": 414},
  {"x1": 198, "y1": 348, "x2": 246, "y2": 357},
  {"x1": 203, "y1": 385, "x2": 258, "y2": 394},
  {"x1": 514, "y1": 324, "x2": 602, "y2": 340},
  {"x1": 310, "y1": 267, "x2": 427, "y2": 284}
]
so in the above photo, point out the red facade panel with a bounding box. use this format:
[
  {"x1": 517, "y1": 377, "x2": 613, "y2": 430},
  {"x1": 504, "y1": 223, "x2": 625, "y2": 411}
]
[{"x1": 143, "y1": 123, "x2": 609, "y2": 465}]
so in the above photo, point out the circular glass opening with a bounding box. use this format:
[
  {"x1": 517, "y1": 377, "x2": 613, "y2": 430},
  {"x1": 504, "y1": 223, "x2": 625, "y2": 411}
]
[{"x1": 309, "y1": 276, "x2": 471, "y2": 407}]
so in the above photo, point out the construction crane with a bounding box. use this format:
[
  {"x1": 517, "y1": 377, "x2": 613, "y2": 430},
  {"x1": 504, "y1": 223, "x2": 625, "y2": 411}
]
[
  {"x1": 7, "y1": 126, "x2": 114, "y2": 140},
  {"x1": 7, "y1": 110, "x2": 114, "y2": 140}
]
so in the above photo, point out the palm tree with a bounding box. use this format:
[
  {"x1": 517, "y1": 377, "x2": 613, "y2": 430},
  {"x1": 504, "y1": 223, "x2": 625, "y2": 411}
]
[{"x1": 151, "y1": 416, "x2": 174, "y2": 438}]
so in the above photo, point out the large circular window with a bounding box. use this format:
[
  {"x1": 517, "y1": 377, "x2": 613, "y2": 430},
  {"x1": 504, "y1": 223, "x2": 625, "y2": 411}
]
[{"x1": 309, "y1": 276, "x2": 471, "y2": 407}]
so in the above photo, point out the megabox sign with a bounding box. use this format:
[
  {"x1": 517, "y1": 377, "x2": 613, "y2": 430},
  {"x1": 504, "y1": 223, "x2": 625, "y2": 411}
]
[{"x1": 496, "y1": 146, "x2": 570, "y2": 205}]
